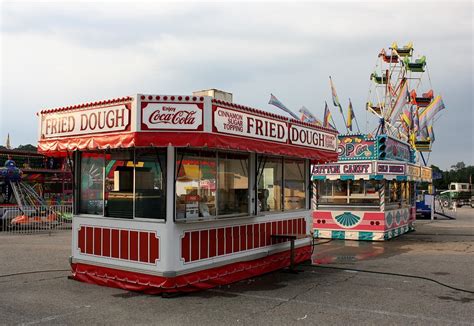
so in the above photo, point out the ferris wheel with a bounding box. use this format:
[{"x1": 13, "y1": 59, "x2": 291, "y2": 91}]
[{"x1": 366, "y1": 42, "x2": 441, "y2": 153}]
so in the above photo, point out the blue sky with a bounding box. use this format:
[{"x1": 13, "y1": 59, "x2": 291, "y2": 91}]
[{"x1": 1, "y1": 1, "x2": 472, "y2": 169}]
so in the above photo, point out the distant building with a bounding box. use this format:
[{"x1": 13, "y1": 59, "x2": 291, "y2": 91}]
[{"x1": 5, "y1": 133, "x2": 11, "y2": 149}]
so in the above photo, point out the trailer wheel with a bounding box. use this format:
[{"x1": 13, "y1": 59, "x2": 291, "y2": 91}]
[{"x1": 442, "y1": 200, "x2": 449, "y2": 208}]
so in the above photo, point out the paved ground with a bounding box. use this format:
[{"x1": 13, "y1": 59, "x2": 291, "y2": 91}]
[{"x1": 0, "y1": 208, "x2": 472, "y2": 325}]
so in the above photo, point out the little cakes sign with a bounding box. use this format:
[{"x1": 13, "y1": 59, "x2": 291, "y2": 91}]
[{"x1": 141, "y1": 102, "x2": 203, "y2": 131}]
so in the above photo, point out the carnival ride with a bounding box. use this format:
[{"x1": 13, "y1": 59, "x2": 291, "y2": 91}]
[
  {"x1": 311, "y1": 42, "x2": 446, "y2": 240},
  {"x1": 367, "y1": 42, "x2": 444, "y2": 161},
  {"x1": 0, "y1": 164, "x2": 69, "y2": 229}
]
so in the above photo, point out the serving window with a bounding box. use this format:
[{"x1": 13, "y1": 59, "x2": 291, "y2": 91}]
[
  {"x1": 79, "y1": 152, "x2": 104, "y2": 215},
  {"x1": 316, "y1": 179, "x2": 414, "y2": 209},
  {"x1": 316, "y1": 179, "x2": 380, "y2": 207},
  {"x1": 257, "y1": 155, "x2": 307, "y2": 213},
  {"x1": 78, "y1": 149, "x2": 167, "y2": 220},
  {"x1": 175, "y1": 149, "x2": 249, "y2": 220},
  {"x1": 385, "y1": 180, "x2": 413, "y2": 208}
]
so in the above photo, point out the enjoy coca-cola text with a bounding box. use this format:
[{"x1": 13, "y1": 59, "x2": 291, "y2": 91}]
[{"x1": 148, "y1": 108, "x2": 196, "y2": 125}]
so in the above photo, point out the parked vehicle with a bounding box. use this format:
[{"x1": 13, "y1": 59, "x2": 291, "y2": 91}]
[{"x1": 439, "y1": 183, "x2": 472, "y2": 208}]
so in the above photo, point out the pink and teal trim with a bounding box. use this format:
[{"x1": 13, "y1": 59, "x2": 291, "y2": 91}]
[{"x1": 313, "y1": 207, "x2": 415, "y2": 241}]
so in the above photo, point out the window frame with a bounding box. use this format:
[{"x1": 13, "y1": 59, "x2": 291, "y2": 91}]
[
  {"x1": 174, "y1": 148, "x2": 251, "y2": 221},
  {"x1": 76, "y1": 148, "x2": 167, "y2": 220},
  {"x1": 255, "y1": 155, "x2": 308, "y2": 214}
]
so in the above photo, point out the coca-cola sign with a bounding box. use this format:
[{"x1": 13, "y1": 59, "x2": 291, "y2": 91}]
[{"x1": 142, "y1": 103, "x2": 203, "y2": 130}]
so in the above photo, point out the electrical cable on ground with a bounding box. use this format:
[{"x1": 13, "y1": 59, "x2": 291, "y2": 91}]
[
  {"x1": 311, "y1": 238, "x2": 333, "y2": 255},
  {"x1": 0, "y1": 269, "x2": 70, "y2": 278},
  {"x1": 302, "y1": 264, "x2": 474, "y2": 294}
]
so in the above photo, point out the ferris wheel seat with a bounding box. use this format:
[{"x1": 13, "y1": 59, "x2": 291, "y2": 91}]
[
  {"x1": 370, "y1": 73, "x2": 387, "y2": 84},
  {"x1": 422, "y1": 89, "x2": 434, "y2": 98},
  {"x1": 390, "y1": 42, "x2": 414, "y2": 57},
  {"x1": 409, "y1": 89, "x2": 434, "y2": 107},
  {"x1": 415, "y1": 97, "x2": 433, "y2": 107},
  {"x1": 403, "y1": 56, "x2": 426, "y2": 72},
  {"x1": 414, "y1": 140, "x2": 432, "y2": 152},
  {"x1": 366, "y1": 102, "x2": 383, "y2": 115},
  {"x1": 378, "y1": 50, "x2": 399, "y2": 63}
]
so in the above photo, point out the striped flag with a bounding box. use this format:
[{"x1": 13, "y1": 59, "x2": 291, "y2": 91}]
[
  {"x1": 400, "y1": 104, "x2": 413, "y2": 131},
  {"x1": 413, "y1": 107, "x2": 420, "y2": 135},
  {"x1": 388, "y1": 79, "x2": 408, "y2": 122},
  {"x1": 427, "y1": 125, "x2": 435, "y2": 142},
  {"x1": 418, "y1": 95, "x2": 445, "y2": 129},
  {"x1": 323, "y1": 102, "x2": 334, "y2": 129},
  {"x1": 347, "y1": 100, "x2": 355, "y2": 131},
  {"x1": 299, "y1": 106, "x2": 323, "y2": 126},
  {"x1": 329, "y1": 76, "x2": 343, "y2": 114},
  {"x1": 268, "y1": 94, "x2": 299, "y2": 119}
]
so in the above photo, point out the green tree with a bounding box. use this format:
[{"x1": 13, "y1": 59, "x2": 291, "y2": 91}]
[{"x1": 15, "y1": 144, "x2": 38, "y2": 152}]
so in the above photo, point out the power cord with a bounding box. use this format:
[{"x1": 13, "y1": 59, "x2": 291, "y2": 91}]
[
  {"x1": 302, "y1": 264, "x2": 474, "y2": 294},
  {"x1": 0, "y1": 269, "x2": 70, "y2": 278}
]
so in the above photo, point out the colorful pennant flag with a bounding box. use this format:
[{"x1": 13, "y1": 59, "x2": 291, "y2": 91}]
[
  {"x1": 418, "y1": 95, "x2": 445, "y2": 129},
  {"x1": 268, "y1": 94, "x2": 299, "y2": 120},
  {"x1": 400, "y1": 104, "x2": 413, "y2": 131},
  {"x1": 329, "y1": 76, "x2": 343, "y2": 114},
  {"x1": 427, "y1": 125, "x2": 435, "y2": 142},
  {"x1": 347, "y1": 100, "x2": 355, "y2": 131},
  {"x1": 299, "y1": 106, "x2": 323, "y2": 126},
  {"x1": 413, "y1": 107, "x2": 420, "y2": 135},
  {"x1": 323, "y1": 102, "x2": 335, "y2": 129},
  {"x1": 388, "y1": 79, "x2": 408, "y2": 122}
]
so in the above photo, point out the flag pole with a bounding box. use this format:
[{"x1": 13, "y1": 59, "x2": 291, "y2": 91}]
[{"x1": 330, "y1": 76, "x2": 349, "y2": 133}]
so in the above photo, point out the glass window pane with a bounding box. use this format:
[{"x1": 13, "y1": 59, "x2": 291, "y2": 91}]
[
  {"x1": 176, "y1": 150, "x2": 217, "y2": 220},
  {"x1": 104, "y1": 150, "x2": 134, "y2": 219},
  {"x1": 134, "y1": 149, "x2": 166, "y2": 219},
  {"x1": 257, "y1": 156, "x2": 282, "y2": 212},
  {"x1": 385, "y1": 181, "x2": 390, "y2": 203},
  {"x1": 284, "y1": 159, "x2": 306, "y2": 210},
  {"x1": 217, "y1": 152, "x2": 249, "y2": 216},
  {"x1": 80, "y1": 153, "x2": 104, "y2": 215},
  {"x1": 350, "y1": 180, "x2": 364, "y2": 195},
  {"x1": 334, "y1": 180, "x2": 348, "y2": 196},
  {"x1": 317, "y1": 180, "x2": 333, "y2": 204}
]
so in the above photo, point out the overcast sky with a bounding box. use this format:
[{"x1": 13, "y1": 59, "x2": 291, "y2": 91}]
[{"x1": 0, "y1": 1, "x2": 472, "y2": 169}]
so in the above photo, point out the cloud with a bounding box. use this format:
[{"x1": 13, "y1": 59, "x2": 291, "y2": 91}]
[{"x1": 1, "y1": 1, "x2": 473, "y2": 168}]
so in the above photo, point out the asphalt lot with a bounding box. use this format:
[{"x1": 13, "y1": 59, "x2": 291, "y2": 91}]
[{"x1": 0, "y1": 208, "x2": 472, "y2": 325}]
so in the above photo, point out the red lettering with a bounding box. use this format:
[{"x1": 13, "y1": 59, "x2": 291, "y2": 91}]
[
  {"x1": 89, "y1": 113, "x2": 97, "y2": 130},
  {"x1": 278, "y1": 125, "x2": 285, "y2": 139},
  {"x1": 81, "y1": 114, "x2": 88, "y2": 131},
  {"x1": 269, "y1": 122, "x2": 276, "y2": 137},
  {"x1": 116, "y1": 108, "x2": 125, "y2": 127},
  {"x1": 106, "y1": 110, "x2": 115, "y2": 128},
  {"x1": 45, "y1": 119, "x2": 52, "y2": 135},
  {"x1": 255, "y1": 119, "x2": 263, "y2": 135},
  {"x1": 247, "y1": 117, "x2": 254, "y2": 133},
  {"x1": 68, "y1": 116, "x2": 75, "y2": 132},
  {"x1": 97, "y1": 111, "x2": 105, "y2": 129}
]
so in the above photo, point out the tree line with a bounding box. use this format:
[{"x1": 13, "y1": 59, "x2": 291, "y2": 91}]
[{"x1": 431, "y1": 162, "x2": 473, "y2": 190}]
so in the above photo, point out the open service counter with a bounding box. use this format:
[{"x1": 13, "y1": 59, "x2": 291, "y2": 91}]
[{"x1": 37, "y1": 93, "x2": 338, "y2": 294}]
